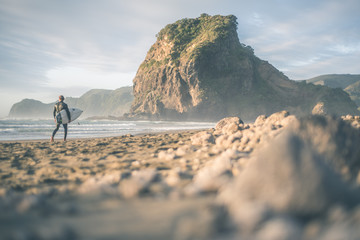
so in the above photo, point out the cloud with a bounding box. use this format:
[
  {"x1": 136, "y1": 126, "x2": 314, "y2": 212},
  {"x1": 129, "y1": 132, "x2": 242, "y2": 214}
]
[
  {"x1": 249, "y1": 12, "x2": 264, "y2": 27},
  {"x1": 329, "y1": 44, "x2": 360, "y2": 55},
  {"x1": 45, "y1": 66, "x2": 134, "y2": 89},
  {"x1": 238, "y1": 0, "x2": 360, "y2": 79},
  {"x1": 0, "y1": 0, "x2": 359, "y2": 116}
]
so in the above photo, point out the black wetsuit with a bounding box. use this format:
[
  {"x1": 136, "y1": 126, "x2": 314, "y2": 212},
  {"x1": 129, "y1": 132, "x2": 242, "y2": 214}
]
[{"x1": 52, "y1": 101, "x2": 71, "y2": 140}]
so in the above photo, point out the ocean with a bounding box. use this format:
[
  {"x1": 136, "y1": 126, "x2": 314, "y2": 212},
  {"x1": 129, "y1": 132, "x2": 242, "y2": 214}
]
[{"x1": 0, "y1": 119, "x2": 215, "y2": 141}]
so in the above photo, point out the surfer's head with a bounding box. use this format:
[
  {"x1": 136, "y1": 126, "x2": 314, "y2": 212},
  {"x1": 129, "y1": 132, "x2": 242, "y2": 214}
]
[{"x1": 59, "y1": 95, "x2": 64, "y2": 101}]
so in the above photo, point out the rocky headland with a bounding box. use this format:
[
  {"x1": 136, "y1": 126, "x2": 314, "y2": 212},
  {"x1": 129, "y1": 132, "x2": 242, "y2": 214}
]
[
  {"x1": 1, "y1": 111, "x2": 360, "y2": 239},
  {"x1": 129, "y1": 14, "x2": 358, "y2": 121}
]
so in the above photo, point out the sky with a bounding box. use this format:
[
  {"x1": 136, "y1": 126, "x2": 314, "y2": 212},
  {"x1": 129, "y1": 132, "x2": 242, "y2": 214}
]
[{"x1": 0, "y1": 0, "x2": 359, "y2": 117}]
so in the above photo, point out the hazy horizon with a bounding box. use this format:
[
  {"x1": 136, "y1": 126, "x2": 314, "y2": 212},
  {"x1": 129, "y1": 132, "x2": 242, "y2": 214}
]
[{"x1": 1, "y1": 0, "x2": 359, "y2": 117}]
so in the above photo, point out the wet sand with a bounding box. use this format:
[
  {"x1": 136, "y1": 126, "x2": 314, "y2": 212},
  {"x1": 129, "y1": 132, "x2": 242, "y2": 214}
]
[
  {"x1": 0, "y1": 130, "x2": 210, "y2": 194},
  {"x1": 0, "y1": 130, "x2": 222, "y2": 239}
]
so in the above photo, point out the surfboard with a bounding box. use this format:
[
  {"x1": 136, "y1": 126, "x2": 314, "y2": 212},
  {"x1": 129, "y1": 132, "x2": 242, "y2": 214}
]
[{"x1": 56, "y1": 108, "x2": 83, "y2": 124}]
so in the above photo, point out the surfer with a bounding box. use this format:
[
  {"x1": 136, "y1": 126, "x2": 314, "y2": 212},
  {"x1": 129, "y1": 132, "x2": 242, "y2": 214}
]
[{"x1": 51, "y1": 95, "x2": 71, "y2": 142}]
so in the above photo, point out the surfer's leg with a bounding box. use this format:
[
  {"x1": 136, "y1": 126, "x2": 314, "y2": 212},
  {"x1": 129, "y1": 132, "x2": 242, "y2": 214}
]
[
  {"x1": 52, "y1": 123, "x2": 60, "y2": 137},
  {"x1": 63, "y1": 124, "x2": 68, "y2": 141},
  {"x1": 51, "y1": 123, "x2": 60, "y2": 141}
]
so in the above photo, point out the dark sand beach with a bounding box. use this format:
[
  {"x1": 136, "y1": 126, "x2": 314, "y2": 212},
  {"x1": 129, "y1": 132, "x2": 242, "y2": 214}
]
[{"x1": 1, "y1": 112, "x2": 360, "y2": 239}]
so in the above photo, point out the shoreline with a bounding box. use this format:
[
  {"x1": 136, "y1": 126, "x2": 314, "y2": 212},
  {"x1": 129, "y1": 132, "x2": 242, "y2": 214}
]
[
  {"x1": 0, "y1": 128, "x2": 209, "y2": 143},
  {"x1": 0, "y1": 118, "x2": 216, "y2": 143}
]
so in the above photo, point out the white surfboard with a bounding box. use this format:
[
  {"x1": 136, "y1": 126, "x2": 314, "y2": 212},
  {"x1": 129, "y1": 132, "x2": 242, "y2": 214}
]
[{"x1": 56, "y1": 108, "x2": 83, "y2": 124}]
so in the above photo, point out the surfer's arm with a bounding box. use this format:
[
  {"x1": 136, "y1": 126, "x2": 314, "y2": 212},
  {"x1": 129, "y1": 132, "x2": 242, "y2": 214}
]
[{"x1": 53, "y1": 106, "x2": 56, "y2": 118}]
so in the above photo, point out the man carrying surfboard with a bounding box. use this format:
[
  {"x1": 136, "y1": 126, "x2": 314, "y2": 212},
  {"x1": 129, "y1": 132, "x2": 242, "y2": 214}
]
[{"x1": 51, "y1": 95, "x2": 71, "y2": 142}]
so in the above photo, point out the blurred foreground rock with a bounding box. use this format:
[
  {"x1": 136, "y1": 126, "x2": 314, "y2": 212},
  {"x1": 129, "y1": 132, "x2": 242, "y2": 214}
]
[
  {"x1": 182, "y1": 112, "x2": 360, "y2": 239},
  {"x1": 217, "y1": 114, "x2": 360, "y2": 239}
]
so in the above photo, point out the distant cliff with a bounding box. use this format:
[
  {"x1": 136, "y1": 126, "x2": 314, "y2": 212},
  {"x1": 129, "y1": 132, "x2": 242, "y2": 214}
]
[
  {"x1": 306, "y1": 74, "x2": 360, "y2": 108},
  {"x1": 8, "y1": 87, "x2": 133, "y2": 119},
  {"x1": 9, "y1": 99, "x2": 53, "y2": 119},
  {"x1": 129, "y1": 14, "x2": 358, "y2": 121}
]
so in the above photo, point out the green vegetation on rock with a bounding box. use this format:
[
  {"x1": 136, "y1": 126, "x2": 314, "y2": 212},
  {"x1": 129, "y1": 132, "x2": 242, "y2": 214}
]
[{"x1": 156, "y1": 14, "x2": 238, "y2": 60}]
